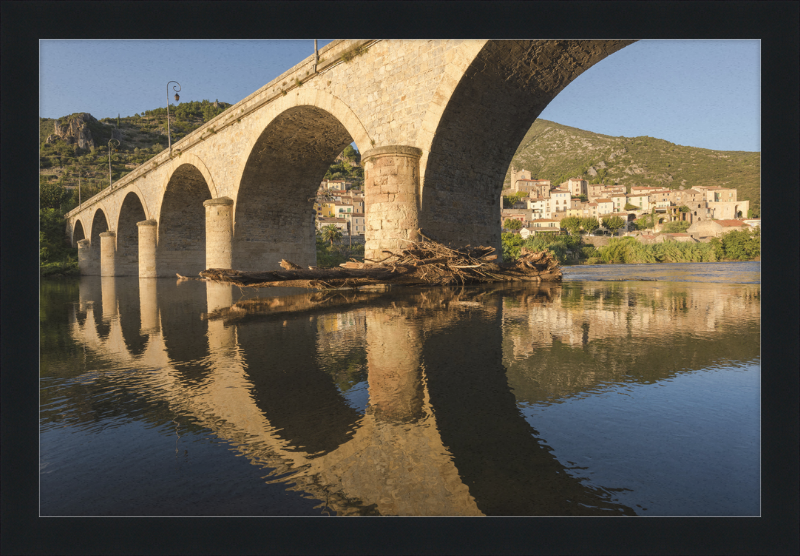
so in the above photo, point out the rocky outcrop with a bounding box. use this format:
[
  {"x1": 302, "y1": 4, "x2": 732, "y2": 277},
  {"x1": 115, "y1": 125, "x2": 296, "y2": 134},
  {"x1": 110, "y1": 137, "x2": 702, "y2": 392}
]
[{"x1": 46, "y1": 113, "x2": 99, "y2": 150}]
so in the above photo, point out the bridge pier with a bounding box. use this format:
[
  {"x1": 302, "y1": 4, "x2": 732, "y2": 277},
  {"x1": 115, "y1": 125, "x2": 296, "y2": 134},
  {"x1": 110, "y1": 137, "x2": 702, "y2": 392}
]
[
  {"x1": 137, "y1": 220, "x2": 158, "y2": 278},
  {"x1": 204, "y1": 197, "x2": 234, "y2": 270},
  {"x1": 363, "y1": 146, "x2": 422, "y2": 262},
  {"x1": 77, "y1": 239, "x2": 97, "y2": 275},
  {"x1": 99, "y1": 231, "x2": 116, "y2": 277}
]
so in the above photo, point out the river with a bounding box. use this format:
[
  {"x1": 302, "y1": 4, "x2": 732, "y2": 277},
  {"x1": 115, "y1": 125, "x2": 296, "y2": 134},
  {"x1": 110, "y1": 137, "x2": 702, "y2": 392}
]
[{"x1": 39, "y1": 262, "x2": 760, "y2": 516}]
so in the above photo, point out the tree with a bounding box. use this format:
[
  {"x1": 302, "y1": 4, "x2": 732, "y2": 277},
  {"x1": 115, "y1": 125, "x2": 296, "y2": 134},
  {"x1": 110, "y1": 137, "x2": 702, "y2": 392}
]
[
  {"x1": 602, "y1": 215, "x2": 626, "y2": 236},
  {"x1": 678, "y1": 205, "x2": 691, "y2": 213},
  {"x1": 503, "y1": 192, "x2": 527, "y2": 208},
  {"x1": 580, "y1": 217, "x2": 600, "y2": 235},
  {"x1": 560, "y1": 216, "x2": 582, "y2": 236},
  {"x1": 503, "y1": 218, "x2": 522, "y2": 231},
  {"x1": 40, "y1": 179, "x2": 69, "y2": 210},
  {"x1": 662, "y1": 221, "x2": 690, "y2": 233},
  {"x1": 321, "y1": 224, "x2": 343, "y2": 246}
]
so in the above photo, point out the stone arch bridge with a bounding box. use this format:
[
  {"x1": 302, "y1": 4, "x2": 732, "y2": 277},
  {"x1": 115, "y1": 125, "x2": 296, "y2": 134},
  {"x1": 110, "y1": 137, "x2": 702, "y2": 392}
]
[{"x1": 65, "y1": 39, "x2": 633, "y2": 276}]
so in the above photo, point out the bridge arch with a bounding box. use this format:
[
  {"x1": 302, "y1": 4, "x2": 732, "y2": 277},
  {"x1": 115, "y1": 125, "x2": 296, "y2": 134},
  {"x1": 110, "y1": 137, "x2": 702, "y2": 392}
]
[
  {"x1": 71, "y1": 218, "x2": 86, "y2": 247},
  {"x1": 115, "y1": 190, "x2": 148, "y2": 276},
  {"x1": 156, "y1": 162, "x2": 214, "y2": 276},
  {"x1": 232, "y1": 92, "x2": 370, "y2": 270},
  {"x1": 417, "y1": 40, "x2": 634, "y2": 253}
]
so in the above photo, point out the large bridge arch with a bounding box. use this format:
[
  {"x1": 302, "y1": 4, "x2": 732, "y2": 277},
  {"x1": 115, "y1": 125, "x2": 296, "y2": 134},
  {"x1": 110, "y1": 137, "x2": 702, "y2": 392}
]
[
  {"x1": 156, "y1": 162, "x2": 214, "y2": 276},
  {"x1": 416, "y1": 40, "x2": 634, "y2": 254},
  {"x1": 232, "y1": 91, "x2": 370, "y2": 270},
  {"x1": 115, "y1": 189, "x2": 148, "y2": 276}
]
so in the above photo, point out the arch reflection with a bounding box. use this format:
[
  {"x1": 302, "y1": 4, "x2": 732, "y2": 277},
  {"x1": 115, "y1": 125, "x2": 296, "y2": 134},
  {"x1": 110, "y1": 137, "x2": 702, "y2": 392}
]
[{"x1": 63, "y1": 277, "x2": 759, "y2": 516}]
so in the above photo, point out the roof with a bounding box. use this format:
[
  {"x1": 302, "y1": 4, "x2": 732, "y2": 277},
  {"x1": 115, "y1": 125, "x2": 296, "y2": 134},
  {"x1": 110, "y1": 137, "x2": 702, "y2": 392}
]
[
  {"x1": 531, "y1": 218, "x2": 560, "y2": 223},
  {"x1": 714, "y1": 219, "x2": 748, "y2": 227},
  {"x1": 588, "y1": 203, "x2": 598, "y2": 206},
  {"x1": 551, "y1": 189, "x2": 570, "y2": 194},
  {"x1": 664, "y1": 233, "x2": 690, "y2": 237},
  {"x1": 318, "y1": 217, "x2": 347, "y2": 223},
  {"x1": 595, "y1": 198, "x2": 612, "y2": 203}
]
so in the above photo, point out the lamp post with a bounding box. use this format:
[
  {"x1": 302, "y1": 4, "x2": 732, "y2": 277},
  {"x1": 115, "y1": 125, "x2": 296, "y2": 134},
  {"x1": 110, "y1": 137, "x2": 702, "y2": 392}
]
[
  {"x1": 77, "y1": 170, "x2": 87, "y2": 209},
  {"x1": 166, "y1": 81, "x2": 181, "y2": 155},
  {"x1": 108, "y1": 138, "x2": 120, "y2": 189}
]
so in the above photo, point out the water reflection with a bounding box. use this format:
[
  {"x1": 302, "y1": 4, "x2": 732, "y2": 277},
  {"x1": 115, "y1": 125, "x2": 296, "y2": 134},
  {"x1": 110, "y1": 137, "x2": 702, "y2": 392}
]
[{"x1": 42, "y1": 273, "x2": 760, "y2": 516}]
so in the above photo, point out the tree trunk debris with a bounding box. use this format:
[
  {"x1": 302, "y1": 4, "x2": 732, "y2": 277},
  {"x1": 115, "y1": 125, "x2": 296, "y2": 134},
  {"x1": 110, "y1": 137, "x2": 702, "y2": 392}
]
[{"x1": 198, "y1": 233, "x2": 562, "y2": 290}]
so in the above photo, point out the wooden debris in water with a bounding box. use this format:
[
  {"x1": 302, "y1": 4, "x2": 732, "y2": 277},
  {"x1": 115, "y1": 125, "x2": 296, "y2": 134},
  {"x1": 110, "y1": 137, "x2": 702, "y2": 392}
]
[{"x1": 199, "y1": 232, "x2": 561, "y2": 290}]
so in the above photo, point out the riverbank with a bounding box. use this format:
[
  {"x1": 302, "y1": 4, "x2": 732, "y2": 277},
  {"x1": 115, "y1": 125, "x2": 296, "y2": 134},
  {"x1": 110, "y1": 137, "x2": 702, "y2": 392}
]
[{"x1": 503, "y1": 227, "x2": 760, "y2": 266}]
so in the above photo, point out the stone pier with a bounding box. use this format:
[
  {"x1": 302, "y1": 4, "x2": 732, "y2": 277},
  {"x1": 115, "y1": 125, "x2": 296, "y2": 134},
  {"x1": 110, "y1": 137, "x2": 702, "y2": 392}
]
[
  {"x1": 137, "y1": 220, "x2": 158, "y2": 278},
  {"x1": 77, "y1": 239, "x2": 97, "y2": 276},
  {"x1": 99, "y1": 231, "x2": 116, "y2": 277},
  {"x1": 363, "y1": 146, "x2": 422, "y2": 262},
  {"x1": 204, "y1": 197, "x2": 234, "y2": 270}
]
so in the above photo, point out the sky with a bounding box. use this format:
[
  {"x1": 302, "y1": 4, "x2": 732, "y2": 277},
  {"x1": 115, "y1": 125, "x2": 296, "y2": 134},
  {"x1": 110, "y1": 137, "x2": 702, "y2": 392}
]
[{"x1": 39, "y1": 39, "x2": 759, "y2": 152}]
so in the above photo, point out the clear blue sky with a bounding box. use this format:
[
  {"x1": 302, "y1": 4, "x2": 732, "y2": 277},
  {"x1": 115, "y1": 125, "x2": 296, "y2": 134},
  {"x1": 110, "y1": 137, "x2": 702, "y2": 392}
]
[{"x1": 39, "y1": 39, "x2": 760, "y2": 152}]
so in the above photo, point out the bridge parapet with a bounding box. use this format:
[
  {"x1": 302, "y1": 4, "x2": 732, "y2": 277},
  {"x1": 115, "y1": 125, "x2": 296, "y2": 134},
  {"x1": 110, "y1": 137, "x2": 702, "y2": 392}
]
[{"x1": 64, "y1": 39, "x2": 375, "y2": 220}]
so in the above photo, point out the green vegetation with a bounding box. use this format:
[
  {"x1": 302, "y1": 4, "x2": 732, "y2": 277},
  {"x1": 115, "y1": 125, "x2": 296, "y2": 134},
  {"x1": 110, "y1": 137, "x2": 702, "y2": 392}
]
[
  {"x1": 40, "y1": 101, "x2": 232, "y2": 196},
  {"x1": 315, "y1": 231, "x2": 364, "y2": 268},
  {"x1": 502, "y1": 224, "x2": 759, "y2": 266},
  {"x1": 502, "y1": 231, "x2": 583, "y2": 265},
  {"x1": 503, "y1": 218, "x2": 522, "y2": 231},
  {"x1": 320, "y1": 224, "x2": 343, "y2": 246},
  {"x1": 324, "y1": 145, "x2": 363, "y2": 185},
  {"x1": 712, "y1": 227, "x2": 761, "y2": 261},
  {"x1": 588, "y1": 228, "x2": 760, "y2": 264},
  {"x1": 661, "y1": 221, "x2": 691, "y2": 233},
  {"x1": 602, "y1": 215, "x2": 626, "y2": 235},
  {"x1": 503, "y1": 192, "x2": 527, "y2": 208},
  {"x1": 505, "y1": 119, "x2": 760, "y2": 215}
]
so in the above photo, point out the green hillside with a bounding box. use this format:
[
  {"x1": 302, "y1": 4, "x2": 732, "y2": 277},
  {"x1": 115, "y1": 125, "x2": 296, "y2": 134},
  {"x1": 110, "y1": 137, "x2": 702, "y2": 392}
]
[
  {"x1": 505, "y1": 119, "x2": 761, "y2": 214},
  {"x1": 39, "y1": 99, "x2": 362, "y2": 201},
  {"x1": 39, "y1": 100, "x2": 233, "y2": 199}
]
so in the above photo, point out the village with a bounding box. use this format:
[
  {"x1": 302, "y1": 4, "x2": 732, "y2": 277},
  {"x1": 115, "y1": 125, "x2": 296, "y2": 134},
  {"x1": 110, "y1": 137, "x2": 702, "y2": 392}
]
[
  {"x1": 311, "y1": 160, "x2": 761, "y2": 247},
  {"x1": 499, "y1": 167, "x2": 760, "y2": 243}
]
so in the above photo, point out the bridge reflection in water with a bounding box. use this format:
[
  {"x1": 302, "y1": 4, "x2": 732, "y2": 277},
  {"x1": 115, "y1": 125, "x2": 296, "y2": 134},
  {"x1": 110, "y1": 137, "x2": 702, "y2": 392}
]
[{"x1": 60, "y1": 276, "x2": 759, "y2": 516}]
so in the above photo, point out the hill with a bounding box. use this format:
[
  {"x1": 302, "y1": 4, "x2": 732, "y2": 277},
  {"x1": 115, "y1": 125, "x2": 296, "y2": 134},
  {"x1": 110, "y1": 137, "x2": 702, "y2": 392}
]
[
  {"x1": 39, "y1": 100, "x2": 362, "y2": 201},
  {"x1": 39, "y1": 109, "x2": 759, "y2": 216},
  {"x1": 504, "y1": 119, "x2": 761, "y2": 214},
  {"x1": 39, "y1": 100, "x2": 233, "y2": 199}
]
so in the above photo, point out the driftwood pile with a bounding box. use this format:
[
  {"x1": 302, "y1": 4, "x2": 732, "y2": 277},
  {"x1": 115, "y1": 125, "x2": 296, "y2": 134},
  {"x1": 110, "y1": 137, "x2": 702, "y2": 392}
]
[{"x1": 198, "y1": 235, "x2": 561, "y2": 290}]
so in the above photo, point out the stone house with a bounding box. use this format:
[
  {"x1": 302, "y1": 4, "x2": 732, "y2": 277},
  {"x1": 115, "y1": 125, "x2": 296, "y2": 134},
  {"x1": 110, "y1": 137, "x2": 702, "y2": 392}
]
[
  {"x1": 564, "y1": 177, "x2": 588, "y2": 197},
  {"x1": 317, "y1": 217, "x2": 349, "y2": 232},
  {"x1": 686, "y1": 219, "x2": 750, "y2": 240},
  {"x1": 594, "y1": 198, "x2": 614, "y2": 216},
  {"x1": 501, "y1": 208, "x2": 532, "y2": 228},
  {"x1": 350, "y1": 212, "x2": 366, "y2": 235},
  {"x1": 549, "y1": 189, "x2": 571, "y2": 216},
  {"x1": 529, "y1": 218, "x2": 561, "y2": 235},
  {"x1": 526, "y1": 197, "x2": 549, "y2": 219},
  {"x1": 588, "y1": 183, "x2": 625, "y2": 200}
]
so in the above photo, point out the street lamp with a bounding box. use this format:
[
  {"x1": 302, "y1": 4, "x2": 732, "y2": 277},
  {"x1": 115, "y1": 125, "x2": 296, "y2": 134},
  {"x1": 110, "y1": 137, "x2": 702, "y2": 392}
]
[
  {"x1": 166, "y1": 81, "x2": 181, "y2": 155},
  {"x1": 77, "y1": 170, "x2": 87, "y2": 209},
  {"x1": 108, "y1": 138, "x2": 120, "y2": 189}
]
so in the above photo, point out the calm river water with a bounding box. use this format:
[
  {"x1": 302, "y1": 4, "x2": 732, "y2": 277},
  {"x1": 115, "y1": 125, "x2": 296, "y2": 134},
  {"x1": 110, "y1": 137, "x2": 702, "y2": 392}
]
[{"x1": 40, "y1": 262, "x2": 760, "y2": 516}]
